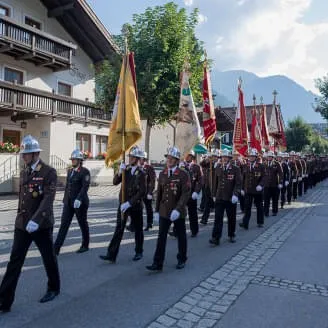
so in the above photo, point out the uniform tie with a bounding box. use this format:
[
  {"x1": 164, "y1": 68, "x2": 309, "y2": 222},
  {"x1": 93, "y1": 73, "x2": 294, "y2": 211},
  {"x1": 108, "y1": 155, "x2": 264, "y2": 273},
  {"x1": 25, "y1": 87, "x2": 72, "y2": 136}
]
[{"x1": 169, "y1": 169, "x2": 173, "y2": 177}]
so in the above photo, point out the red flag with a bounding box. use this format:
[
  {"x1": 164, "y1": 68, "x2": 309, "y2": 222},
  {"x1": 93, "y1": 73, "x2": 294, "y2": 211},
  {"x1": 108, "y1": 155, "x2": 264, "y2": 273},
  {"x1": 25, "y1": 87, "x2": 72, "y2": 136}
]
[
  {"x1": 233, "y1": 82, "x2": 249, "y2": 156},
  {"x1": 202, "y1": 64, "x2": 216, "y2": 144},
  {"x1": 250, "y1": 107, "x2": 262, "y2": 152},
  {"x1": 276, "y1": 106, "x2": 287, "y2": 151},
  {"x1": 260, "y1": 104, "x2": 270, "y2": 149}
]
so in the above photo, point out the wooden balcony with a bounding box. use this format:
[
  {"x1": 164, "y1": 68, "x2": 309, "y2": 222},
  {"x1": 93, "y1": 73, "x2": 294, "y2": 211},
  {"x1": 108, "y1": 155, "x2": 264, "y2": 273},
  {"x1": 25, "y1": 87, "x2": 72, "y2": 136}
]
[
  {"x1": 0, "y1": 15, "x2": 77, "y2": 71},
  {"x1": 0, "y1": 80, "x2": 112, "y2": 124}
]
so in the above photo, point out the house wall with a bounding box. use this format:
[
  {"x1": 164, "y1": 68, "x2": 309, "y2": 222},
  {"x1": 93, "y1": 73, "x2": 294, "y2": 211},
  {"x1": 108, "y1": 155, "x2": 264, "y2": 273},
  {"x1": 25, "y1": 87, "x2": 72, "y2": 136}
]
[{"x1": 0, "y1": 0, "x2": 95, "y2": 101}]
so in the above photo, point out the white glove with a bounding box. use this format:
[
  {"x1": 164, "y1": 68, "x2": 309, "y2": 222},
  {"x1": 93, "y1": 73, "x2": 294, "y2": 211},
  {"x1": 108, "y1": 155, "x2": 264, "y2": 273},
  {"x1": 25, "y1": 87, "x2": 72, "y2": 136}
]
[
  {"x1": 292, "y1": 179, "x2": 297, "y2": 183},
  {"x1": 231, "y1": 195, "x2": 238, "y2": 204},
  {"x1": 147, "y1": 194, "x2": 153, "y2": 200},
  {"x1": 305, "y1": 174, "x2": 308, "y2": 178},
  {"x1": 170, "y1": 209, "x2": 180, "y2": 221},
  {"x1": 191, "y1": 192, "x2": 199, "y2": 200},
  {"x1": 119, "y1": 163, "x2": 126, "y2": 174},
  {"x1": 256, "y1": 185, "x2": 263, "y2": 192},
  {"x1": 241, "y1": 190, "x2": 245, "y2": 196},
  {"x1": 26, "y1": 220, "x2": 39, "y2": 233},
  {"x1": 74, "y1": 199, "x2": 81, "y2": 209},
  {"x1": 154, "y1": 212, "x2": 160, "y2": 223},
  {"x1": 213, "y1": 197, "x2": 216, "y2": 202},
  {"x1": 214, "y1": 162, "x2": 218, "y2": 168},
  {"x1": 302, "y1": 174, "x2": 305, "y2": 178},
  {"x1": 298, "y1": 177, "x2": 302, "y2": 182},
  {"x1": 120, "y1": 201, "x2": 131, "y2": 213},
  {"x1": 278, "y1": 184, "x2": 283, "y2": 189},
  {"x1": 179, "y1": 162, "x2": 185, "y2": 168},
  {"x1": 285, "y1": 181, "x2": 289, "y2": 187}
]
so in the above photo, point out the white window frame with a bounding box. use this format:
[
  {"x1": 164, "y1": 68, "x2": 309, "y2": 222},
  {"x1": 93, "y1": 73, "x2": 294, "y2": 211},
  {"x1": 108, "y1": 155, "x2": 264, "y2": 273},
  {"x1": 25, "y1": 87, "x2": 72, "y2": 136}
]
[
  {"x1": 57, "y1": 79, "x2": 73, "y2": 97},
  {"x1": 0, "y1": 1, "x2": 13, "y2": 17},
  {"x1": 23, "y1": 14, "x2": 43, "y2": 30},
  {"x1": 3, "y1": 65, "x2": 26, "y2": 85}
]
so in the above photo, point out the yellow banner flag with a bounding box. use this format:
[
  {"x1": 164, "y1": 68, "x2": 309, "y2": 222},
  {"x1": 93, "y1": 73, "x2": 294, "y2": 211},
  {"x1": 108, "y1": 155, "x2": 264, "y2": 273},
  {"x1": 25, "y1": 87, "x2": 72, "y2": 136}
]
[{"x1": 105, "y1": 53, "x2": 142, "y2": 166}]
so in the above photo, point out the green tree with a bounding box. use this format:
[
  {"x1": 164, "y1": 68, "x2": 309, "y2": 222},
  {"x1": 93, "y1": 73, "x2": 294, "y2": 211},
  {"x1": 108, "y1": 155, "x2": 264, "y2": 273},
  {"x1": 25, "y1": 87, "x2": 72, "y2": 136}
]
[
  {"x1": 315, "y1": 75, "x2": 328, "y2": 120},
  {"x1": 310, "y1": 133, "x2": 328, "y2": 154},
  {"x1": 285, "y1": 116, "x2": 313, "y2": 152},
  {"x1": 111, "y1": 3, "x2": 205, "y2": 156}
]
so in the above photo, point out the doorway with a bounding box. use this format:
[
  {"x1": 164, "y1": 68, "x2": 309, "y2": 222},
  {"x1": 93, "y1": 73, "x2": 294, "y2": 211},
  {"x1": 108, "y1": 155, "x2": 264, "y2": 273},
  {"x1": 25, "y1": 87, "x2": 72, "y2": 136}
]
[{"x1": 3, "y1": 129, "x2": 21, "y2": 146}]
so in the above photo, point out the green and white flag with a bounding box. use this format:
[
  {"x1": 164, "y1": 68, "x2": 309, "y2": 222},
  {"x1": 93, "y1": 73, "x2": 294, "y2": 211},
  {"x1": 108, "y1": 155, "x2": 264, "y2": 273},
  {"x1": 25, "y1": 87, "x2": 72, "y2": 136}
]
[{"x1": 176, "y1": 68, "x2": 202, "y2": 159}]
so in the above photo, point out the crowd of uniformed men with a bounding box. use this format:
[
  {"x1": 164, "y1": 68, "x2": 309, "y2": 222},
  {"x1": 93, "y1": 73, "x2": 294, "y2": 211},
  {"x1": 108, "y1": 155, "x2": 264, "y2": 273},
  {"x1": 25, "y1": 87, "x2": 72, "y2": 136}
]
[{"x1": 0, "y1": 134, "x2": 328, "y2": 313}]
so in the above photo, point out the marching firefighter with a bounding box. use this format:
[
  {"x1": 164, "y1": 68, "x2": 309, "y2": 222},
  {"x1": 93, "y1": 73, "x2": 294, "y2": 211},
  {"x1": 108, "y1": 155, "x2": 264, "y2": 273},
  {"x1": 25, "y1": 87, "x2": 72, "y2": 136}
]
[
  {"x1": 139, "y1": 151, "x2": 156, "y2": 231},
  {"x1": 232, "y1": 150, "x2": 246, "y2": 213},
  {"x1": 99, "y1": 146, "x2": 146, "y2": 263},
  {"x1": 289, "y1": 151, "x2": 299, "y2": 201},
  {"x1": 295, "y1": 153, "x2": 304, "y2": 197},
  {"x1": 263, "y1": 151, "x2": 283, "y2": 216},
  {"x1": 0, "y1": 135, "x2": 60, "y2": 313},
  {"x1": 183, "y1": 150, "x2": 203, "y2": 237},
  {"x1": 146, "y1": 147, "x2": 190, "y2": 271},
  {"x1": 239, "y1": 148, "x2": 265, "y2": 230},
  {"x1": 210, "y1": 149, "x2": 241, "y2": 245},
  {"x1": 278, "y1": 152, "x2": 290, "y2": 209},
  {"x1": 54, "y1": 149, "x2": 91, "y2": 255}
]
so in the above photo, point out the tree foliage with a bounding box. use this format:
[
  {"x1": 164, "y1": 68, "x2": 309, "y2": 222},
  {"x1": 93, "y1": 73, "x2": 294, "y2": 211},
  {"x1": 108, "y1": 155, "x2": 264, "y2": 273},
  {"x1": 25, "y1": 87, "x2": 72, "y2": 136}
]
[
  {"x1": 314, "y1": 75, "x2": 328, "y2": 120},
  {"x1": 285, "y1": 116, "x2": 328, "y2": 153}
]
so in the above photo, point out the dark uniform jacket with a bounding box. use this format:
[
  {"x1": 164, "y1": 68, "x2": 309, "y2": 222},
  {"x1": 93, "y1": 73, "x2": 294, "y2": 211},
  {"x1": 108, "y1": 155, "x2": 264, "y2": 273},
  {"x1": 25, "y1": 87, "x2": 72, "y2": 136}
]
[
  {"x1": 155, "y1": 167, "x2": 191, "y2": 219},
  {"x1": 63, "y1": 166, "x2": 90, "y2": 207},
  {"x1": 288, "y1": 160, "x2": 298, "y2": 181},
  {"x1": 213, "y1": 162, "x2": 242, "y2": 201},
  {"x1": 16, "y1": 160, "x2": 57, "y2": 231},
  {"x1": 295, "y1": 159, "x2": 303, "y2": 178},
  {"x1": 281, "y1": 162, "x2": 290, "y2": 184},
  {"x1": 113, "y1": 165, "x2": 146, "y2": 207},
  {"x1": 301, "y1": 159, "x2": 307, "y2": 176},
  {"x1": 242, "y1": 161, "x2": 265, "y2": 194},
  {"x1": 142, "y1": 164, "x2": 156, "y2": 196},
  {"x1": 264, "y1": 160, "x2": 283, "y2": 187},
  {"x1": 184, "y1": 162, "x2": 203, "y2": 194}
]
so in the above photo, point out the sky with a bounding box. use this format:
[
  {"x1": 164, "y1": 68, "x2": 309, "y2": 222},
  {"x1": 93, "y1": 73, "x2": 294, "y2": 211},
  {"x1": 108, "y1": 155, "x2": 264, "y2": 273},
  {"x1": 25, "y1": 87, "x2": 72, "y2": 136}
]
[{"x1": 87, "y1": 0, "x2": 328, "y2": 93}]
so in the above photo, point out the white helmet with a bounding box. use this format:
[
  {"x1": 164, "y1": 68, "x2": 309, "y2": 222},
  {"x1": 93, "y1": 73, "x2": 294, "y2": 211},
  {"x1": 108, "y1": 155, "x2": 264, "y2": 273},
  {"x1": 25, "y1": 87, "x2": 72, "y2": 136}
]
[
  {"x1": 20, "y1": 135, "x2": 42, "y2": 154},
  {"x1": 187, "y1": 149, "x2": 196, "y2": 157},
  {"x1": 290, "y1": 151, "x2": 296, "y2": 156},
  {"x1": 248, "y1": 148, "x2": 258, "y2": 157},
  {"x1": 267, "y1": 151, "x2": 275, "y2": 157},
  {"x1": 221, "y1": 149, "x2": 232, "y2": 157},
  {"x1": 70, "y1": 149, "x2": 84, "y2": 160},
  {"x1": 142, "y1": 151, "x2": 148, "y2": 159},
  {"x1": 277, "y1": 151, "x2": 283, "y2": 158},
  {"x1": 165, "y1": 146, "x2": 181, "y2": 160},
  {"x1": 211, "y1": 149, "x2": 221, "y2": 157},
  {"x1": 129, "y1": 146, "x2": 142, "y2": 158}
]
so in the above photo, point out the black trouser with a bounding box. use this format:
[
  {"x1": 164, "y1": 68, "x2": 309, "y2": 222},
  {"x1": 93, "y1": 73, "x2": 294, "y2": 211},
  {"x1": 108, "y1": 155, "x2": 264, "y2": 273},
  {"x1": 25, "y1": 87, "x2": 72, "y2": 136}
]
[
  {"x1": 106, "y1": 205, "x2": 144, "y2": 261},
  {"x1": 280, "y1": 185, "x2": 287, "y2": 207},
  {"x1": 212, "y1": 200, "x2": 236, "y2": 240},
  {"x1": 292, "y1": 180, "x2": 298, "y2": 200},
  {"x1": 187, "y1": 198, "x2": 199, "y2": 235},
  {"x1": 242, "y1": 193, "x2": 264, "y2": 227},
  {"x1": 0, "y1": 228, "x2": 60, "y2": 309},
  {"x1": 304, "y1": 176, "x2": 308, "y2": 193},
  {"x1": 308, "y1": 174, "x2": 313, "y2": 189},
  {"x1": 143, "y1": 198, "x2": 153, "y2": 227},
  {"x1": 298, "y1": 179, "x2": 303, "y2": 197},
  {"x1": 153, "y1": 217, "x2": 187, "y2": 267},
  {"x1": 264, "y1": 187, "x2": 279, "y2": 215},
  {"x1": 287, "y1": 181, "x2": 293, "y2": 203},
  {"x1": 239, "y1": 194, "x2": 245, "y2": 212},
  {"x1": 201, "y1": 186, "x2": 213, "y2": 223},
  {"x1": 54, "y1": 204, "x2": 89, "y2": 252}
]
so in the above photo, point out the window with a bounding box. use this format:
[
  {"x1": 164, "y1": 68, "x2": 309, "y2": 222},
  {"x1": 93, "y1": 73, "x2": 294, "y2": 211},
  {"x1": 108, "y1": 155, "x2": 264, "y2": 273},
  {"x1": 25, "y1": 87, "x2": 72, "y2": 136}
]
[
  {"x1": 4, "y1": 67, "x2": 24, "y2": 84},
  {"x1": 57, "y1": 82, "x2": 72, "y2": 97},
  {"x1": 0, "y1": 4, "x2": 10, "y2": 16},
  {"x1": 96, "y1": 135, "x2": 108, "y2": 155},
  {"x1": 76, "y1": 133, "x2": 91, "y2": 153},
  {"x1": 24, "y1": 16, "x2": 41, "y2": 30}
]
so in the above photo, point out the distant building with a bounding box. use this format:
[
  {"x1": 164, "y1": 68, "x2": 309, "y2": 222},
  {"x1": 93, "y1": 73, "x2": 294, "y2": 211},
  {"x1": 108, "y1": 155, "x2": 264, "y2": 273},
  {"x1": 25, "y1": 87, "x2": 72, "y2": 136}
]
[{"x1": 309, "y1": 123, "x2": 328, "y2": 139}]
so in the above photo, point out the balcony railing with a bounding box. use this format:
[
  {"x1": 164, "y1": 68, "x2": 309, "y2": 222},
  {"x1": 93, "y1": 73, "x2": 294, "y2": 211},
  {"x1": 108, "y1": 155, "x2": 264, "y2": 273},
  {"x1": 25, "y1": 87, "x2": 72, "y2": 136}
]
[
  {"x1": 0, "y1": 15, "x2": 76, "y2": 70},
  {"x1": 0, "y1": 80, "x2": 112, "y2": 123}
]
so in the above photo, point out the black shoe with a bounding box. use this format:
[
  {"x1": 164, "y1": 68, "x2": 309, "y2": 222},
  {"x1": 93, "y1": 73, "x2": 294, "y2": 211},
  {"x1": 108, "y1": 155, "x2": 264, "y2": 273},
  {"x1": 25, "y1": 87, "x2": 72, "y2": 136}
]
[
  {"x1": 229, "y1": 236, "x2": 236, "y2": 243},
  {"x1": 191, "y1": 233, "x2": 198, "y2": 238},
  {"x1": 272, "y1": 213, "x2": 277, "y2": 217},
  {"x1": 209, "y1": 238, "x2": 220, "y2": 246},
  {"x1": 176, "y1": 261, "x2": 186, "y2": 270},
  {"x1": 39, "y1": 290, "x2": 59, "y2": 303},
  {"x1": 76, "y1": 246, "x2": 89, "y2": 254},
  {"x1": 126, "y1": 225, "x2": 135, "y2": 232},
  {"x1": 144, "y1": 225, "x2": 152, "y2": 231},
  {"x1": 198, "y1": 207, "x2": 204, "y2": 212},
  {"x1": 200, "y1": 220, "x2": 207, "y2": 225},
  {"x1": 133, "y1": 253, "x2": 143, "y2": 261},
  {"x1": 281, "y1": 205, "x2": 284, "y2": 209},
  {"x1": 239, "y1": 222, "x2": 248, "y2": 230},
  {"x1": 99, "y1": 255, "x2": 116, "y2": 263},
  {"x1": 257, "y1": 223, "x2": 263, "y2": 228},
  {"x1": 146, "y1": 264, "x2": 163, "y2": 272},
  {"x1": 168, "y1": 231, "x2": 176, "y2": 237},
  {"x1": 0, "y1": 304, "x2": 11, "y2": 313}
]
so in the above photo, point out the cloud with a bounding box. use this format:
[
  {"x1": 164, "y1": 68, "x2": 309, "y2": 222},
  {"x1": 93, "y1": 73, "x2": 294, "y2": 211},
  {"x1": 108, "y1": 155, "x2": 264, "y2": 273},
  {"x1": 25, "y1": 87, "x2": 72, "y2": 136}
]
[
  {"x1": 197, "y1": 13, "x2": 208, "y2": 25},
  {"x1": 184, "y1": 0, "x2": 193, "y2": 6},
  {"x1": 191, "y1": 0, "x2": 328, "y2": 92}
]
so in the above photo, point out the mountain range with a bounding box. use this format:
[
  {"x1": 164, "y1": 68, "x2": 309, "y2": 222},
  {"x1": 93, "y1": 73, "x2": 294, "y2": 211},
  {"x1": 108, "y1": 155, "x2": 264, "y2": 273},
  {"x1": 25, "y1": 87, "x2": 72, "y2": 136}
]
[{"x1": 210, "y1": 70, "x2": 324, "y2": 124}]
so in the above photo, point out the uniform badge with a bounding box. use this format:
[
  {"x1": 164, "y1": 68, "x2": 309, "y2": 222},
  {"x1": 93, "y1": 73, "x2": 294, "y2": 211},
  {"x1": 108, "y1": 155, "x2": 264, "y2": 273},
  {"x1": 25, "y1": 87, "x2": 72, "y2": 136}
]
[{"x1": 32, "y1": 191, "x2": 39, "y2": 198}]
